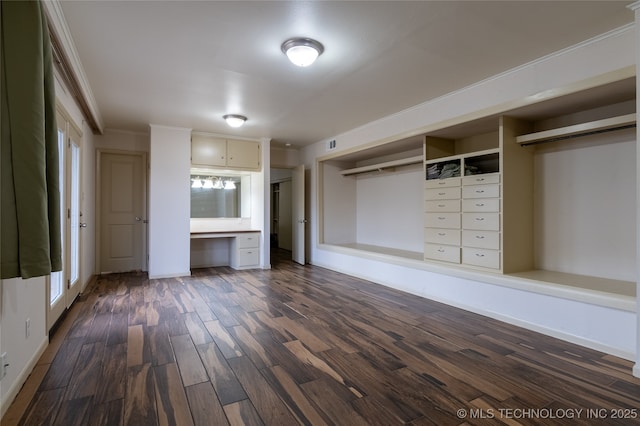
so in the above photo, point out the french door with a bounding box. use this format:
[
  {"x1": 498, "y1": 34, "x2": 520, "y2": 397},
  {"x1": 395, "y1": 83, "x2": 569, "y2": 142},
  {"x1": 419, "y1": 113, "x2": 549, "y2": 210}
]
[{"x1": 47, "y1": 107, "x2": 82, "y2": 331}]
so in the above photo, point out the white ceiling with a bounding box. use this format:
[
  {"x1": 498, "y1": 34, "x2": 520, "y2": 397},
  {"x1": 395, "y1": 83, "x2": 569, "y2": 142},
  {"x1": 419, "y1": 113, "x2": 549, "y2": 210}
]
[{"x1": 59, "y1": 1, "x2": 634, "y2": 147}]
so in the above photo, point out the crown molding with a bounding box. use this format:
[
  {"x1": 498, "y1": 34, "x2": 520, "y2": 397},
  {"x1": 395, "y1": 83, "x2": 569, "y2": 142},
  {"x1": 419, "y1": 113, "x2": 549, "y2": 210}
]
[
  {"x1": 628, "y1": 1, "x2": 640, "y2": 12},
  {"x1": 43, "y1": 0, "x2": 104, "y2": 134}
]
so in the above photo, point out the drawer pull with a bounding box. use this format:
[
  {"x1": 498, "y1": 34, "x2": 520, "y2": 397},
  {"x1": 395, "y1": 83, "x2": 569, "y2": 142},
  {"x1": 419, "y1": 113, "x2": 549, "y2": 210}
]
[
  {"x1": 475, "y1": 217, "x2": 485, "y2": 221},
  {"x1": 475, "y1": 203, "x2": 485, "y2": 207},
  {"x1": 475, "y1": 190, "x2": 485, "y2": 193},
  {"x1": 438, "y1": 192, "x2": 446, "y2": 195},
  {"x1": 475, "y1": 235, "x2": 485, "y2": 239},
  {"x1": 437, "y1": 249, "x2": 445, "y2": 253},
  {"x1": 475, "y1": 178, "x2": 485, "y2": 182},
  {"x1": 438, "y1": 181, "x2": 446, "y2": 185},
  {"x1": 475, "y1": 253, "x2": 485, "y2": 257},
  {"x1": 438, "y1": 204, "x2": 445, "y2": 207},
  {"x1": 438, "y1": 232, "x2": 446, "y2": 236},
  {"x1": 438, "y1": 217, "x2": 445, "y2": 220}
]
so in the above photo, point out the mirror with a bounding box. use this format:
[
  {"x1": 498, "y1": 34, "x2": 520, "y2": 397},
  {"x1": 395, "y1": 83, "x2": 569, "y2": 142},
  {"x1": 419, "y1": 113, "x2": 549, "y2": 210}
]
[{"x1": 190, "y1": 174, "x2": 250, "y2": 218}]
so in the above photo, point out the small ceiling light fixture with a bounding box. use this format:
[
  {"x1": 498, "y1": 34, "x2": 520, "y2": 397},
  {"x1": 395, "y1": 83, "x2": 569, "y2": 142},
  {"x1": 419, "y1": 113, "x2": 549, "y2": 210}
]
[
  {"x1": 223, "y1": 114, "x2": 247, "y2": 128},
  {"x1": 224, "y1": 179, "x2": 236, "y2": 190},
  {"x1": 281, "y1": 37, "x2": 324, "y2": 67}
]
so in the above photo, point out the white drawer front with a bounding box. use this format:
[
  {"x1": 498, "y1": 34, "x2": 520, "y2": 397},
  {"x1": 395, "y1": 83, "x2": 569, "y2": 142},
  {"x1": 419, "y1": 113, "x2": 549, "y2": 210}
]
[
  {"x1": 425, "y1": 213, "x2": 460, "y2": 229},
  {"x1": 237, "y1": 248, "x2": 260, "y2": 266},
  {"x1": 425, "y1": 244, "x2": 460, "y2": 263},
  {"x1": 462, "y1": 247, "x2": 500, "y2": 269},
  {"x1": 425, "y1": 199, "x2": 460, "y2": 213},
  {"x1": 462, "y1": 198, "x2": 499, "y2": 213},
  {"x1": 462, "y1": 213, "x2": 500, "y2": 231},
  {"x1": 462, "y1": 173, "x2": 500, "y2": 186},
  {"x1": 462, "y1": 183, "x2": 500, "y2": 199},
  {"x1": 425, "y1": 186, "x2": 461, "y2": 201},
  {"x1": 425, "y1": 177, "x2": 461, "y2": 189},
  {"x1": 462, "y1": 230, "x2": 500, "y2": 249},
  {"x1": 237, "y1": 233, "x2": 260, "y2": 248},
  {"x1": 425, "y1": 228, "x2": 460, "y2": 246}
]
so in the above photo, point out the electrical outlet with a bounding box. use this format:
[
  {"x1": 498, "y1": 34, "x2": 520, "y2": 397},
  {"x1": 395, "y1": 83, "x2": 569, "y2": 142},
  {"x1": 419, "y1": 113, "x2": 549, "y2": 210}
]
[
  {"x1": 0, "y1": 353, "x2": 7, "y2": 380},
  {"x1": 26, "y1": 317, "x2": 31, "y2": 338}
]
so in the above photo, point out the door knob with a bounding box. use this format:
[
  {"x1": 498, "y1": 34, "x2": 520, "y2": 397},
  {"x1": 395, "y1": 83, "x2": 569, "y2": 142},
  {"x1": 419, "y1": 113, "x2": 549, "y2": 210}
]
[
  {"x1": 79, "y1": 223, "x2": 87, "y2": 228},
  {"x1": 135, "y1": 216, "x2": 142, "y2": 221}
]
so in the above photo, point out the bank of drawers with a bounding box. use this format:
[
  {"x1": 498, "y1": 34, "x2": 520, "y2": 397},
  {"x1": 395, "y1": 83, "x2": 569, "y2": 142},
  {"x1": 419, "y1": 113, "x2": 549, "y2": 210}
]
[
  {"x1": 424, "y1": 173, "x2": 501, "y2": 270},
  {"x1": 230, "y1": 232, "x2": 260, "y2": 269}
]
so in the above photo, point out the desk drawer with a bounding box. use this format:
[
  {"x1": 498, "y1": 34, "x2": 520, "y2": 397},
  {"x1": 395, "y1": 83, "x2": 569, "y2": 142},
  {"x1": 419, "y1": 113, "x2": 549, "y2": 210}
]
[
  {"x1": 237, "y1": 248, "x2": 260, "y2": 267},
  {"x1": 237, "y1": 233, "x2": 260, "y2": 248}
]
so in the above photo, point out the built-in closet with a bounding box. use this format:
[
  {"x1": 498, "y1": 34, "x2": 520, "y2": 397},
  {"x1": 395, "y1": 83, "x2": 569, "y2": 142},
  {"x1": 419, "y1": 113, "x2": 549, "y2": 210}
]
[{"x1": 318, "y1": 73, "x2": 636, "y2": 302}]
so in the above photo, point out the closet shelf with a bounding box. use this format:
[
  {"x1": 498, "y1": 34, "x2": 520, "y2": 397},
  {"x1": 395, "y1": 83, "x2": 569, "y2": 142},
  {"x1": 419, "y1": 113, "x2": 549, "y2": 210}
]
[
  {"x1": 340, "y1": 155, "x2": 424, "y2": 176},
  {"x1": 515, "y1": 113, "x2": 636, "y2": 145}
]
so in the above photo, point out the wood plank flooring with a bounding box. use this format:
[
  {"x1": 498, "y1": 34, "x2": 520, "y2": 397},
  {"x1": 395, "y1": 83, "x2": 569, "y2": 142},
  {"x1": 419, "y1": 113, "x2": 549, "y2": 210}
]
[{"x1": 3, "y1": 251, "x2": 640, "y2": 425}]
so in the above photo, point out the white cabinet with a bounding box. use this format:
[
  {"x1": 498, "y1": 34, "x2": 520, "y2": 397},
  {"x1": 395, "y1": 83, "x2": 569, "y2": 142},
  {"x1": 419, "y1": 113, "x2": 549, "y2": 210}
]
[
  {"x1": 192, "y1": 134, "x2": 260, "y2": 170},
  {"x1": 230, "y1": 232, "x2": 260, "y2": 269},
  {"x1": 424, "y1": 135, "x2": 502, "y2": 270}
]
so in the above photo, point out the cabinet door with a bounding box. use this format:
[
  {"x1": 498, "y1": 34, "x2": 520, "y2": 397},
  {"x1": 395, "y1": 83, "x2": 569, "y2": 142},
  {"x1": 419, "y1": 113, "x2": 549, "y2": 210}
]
[
  {"x1": 227, "y1": 139, "x2": 260, "y2": 170},
  {"x1": 192, "y1": 135, "x2": 226, "y2": 167}
]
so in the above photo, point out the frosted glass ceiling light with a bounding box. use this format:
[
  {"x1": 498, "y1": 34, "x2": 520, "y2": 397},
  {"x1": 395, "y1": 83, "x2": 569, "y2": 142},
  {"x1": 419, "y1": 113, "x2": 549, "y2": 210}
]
[
  {"x1": 224, "y1": 180, "x2": 236, "y2": 190},
  {"x1": 223, "y1": 114, "x2": 247, "y2": 128},
  {"x1": 213, "y1": 178, "x2": 224, "y2": 189},
  {"x1": 281, "y1": 38, "x2": 324, "y2": 67},
  {"x1": 191, "y1": 177, "x2": 203, "y2": 189}
]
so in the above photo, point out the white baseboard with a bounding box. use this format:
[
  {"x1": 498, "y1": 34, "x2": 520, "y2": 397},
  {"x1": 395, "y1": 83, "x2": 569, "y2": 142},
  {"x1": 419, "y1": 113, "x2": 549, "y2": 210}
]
[
  {"x1": 0, "y1": 336, "x2": 48, "y2": 419},
  {"x1": 633, "y1": 363, "x2": 640, "y2": 378}
]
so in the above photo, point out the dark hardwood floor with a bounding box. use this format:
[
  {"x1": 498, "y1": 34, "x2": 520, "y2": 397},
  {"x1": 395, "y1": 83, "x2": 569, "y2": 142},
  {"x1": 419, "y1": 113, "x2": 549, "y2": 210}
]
[{"x1": 3, "y1": 250, "x2": 640, "y2": 425}]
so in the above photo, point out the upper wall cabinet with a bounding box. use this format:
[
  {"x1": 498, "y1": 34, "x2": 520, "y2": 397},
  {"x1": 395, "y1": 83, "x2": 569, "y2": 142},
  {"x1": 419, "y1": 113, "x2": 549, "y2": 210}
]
[{"x1": 192, "y1": 134, "x2": 261, "y2": 170}]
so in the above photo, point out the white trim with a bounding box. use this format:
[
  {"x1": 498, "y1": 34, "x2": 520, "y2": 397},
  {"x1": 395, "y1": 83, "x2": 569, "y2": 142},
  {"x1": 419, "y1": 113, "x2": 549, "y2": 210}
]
[
  {"x1": 628, "y1": 1, "x2": 640, "y2": 12},
  {"x1": 43, "y1": 0, "x2": 104, "y2": 133},
  {"x1": 148, "y1": 271, "x2": 192, "y2": 280},
  {"x1": 0, "y1": 337, "x2": 48, "y2": 419},
  {"x1": 634, "y1": 363, "x2": 640, "y2": 378}
]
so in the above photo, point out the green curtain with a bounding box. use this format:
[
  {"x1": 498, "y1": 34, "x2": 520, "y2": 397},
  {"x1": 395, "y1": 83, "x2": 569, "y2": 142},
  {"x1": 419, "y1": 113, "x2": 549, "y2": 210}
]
[{"x1": 1, "y1": 0, "x2": 62, "y2": 279}]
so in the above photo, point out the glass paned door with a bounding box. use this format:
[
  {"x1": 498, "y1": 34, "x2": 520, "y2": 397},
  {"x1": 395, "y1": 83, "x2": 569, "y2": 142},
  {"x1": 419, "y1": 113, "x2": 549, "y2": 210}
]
[{"x1": 47, "y1": 109, "x2": 82, "y2": 331}]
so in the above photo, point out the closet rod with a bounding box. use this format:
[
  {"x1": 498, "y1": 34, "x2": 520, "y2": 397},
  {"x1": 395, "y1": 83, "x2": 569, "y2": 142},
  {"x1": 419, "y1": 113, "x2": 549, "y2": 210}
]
[
  {"x1": 515, "y1": 113, "x2": 636, "y2": 146},
  {"x1": 519, "y1": 123, "x2": 636, "y2": 146}
]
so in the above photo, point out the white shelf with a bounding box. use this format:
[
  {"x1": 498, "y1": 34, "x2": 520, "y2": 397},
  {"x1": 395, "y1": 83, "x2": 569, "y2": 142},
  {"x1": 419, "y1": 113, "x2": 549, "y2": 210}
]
[
  {"x1": 340, "y1": 155, "x2": 423, "y2": 176},
  {"x1": 515, "y1": 113, "x2": 636, "y2": 145}
]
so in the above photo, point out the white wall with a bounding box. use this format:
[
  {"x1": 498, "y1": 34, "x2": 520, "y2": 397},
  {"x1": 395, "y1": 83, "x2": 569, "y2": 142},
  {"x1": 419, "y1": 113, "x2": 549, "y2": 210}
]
[
  {"x1": 355, "y1": 164, "x2": 423, "y2": 252},
  {"x1": 94, "y1": 129, "x2": 149, "y2": 152},
  {"x1": 534, "y1": 130, "x2": 636, "y2": 281},
  {"x1": 304, "y1": 25, "x2": 637, "y2": 361},
  {"x1": 149, "y1": 125, "x2": 191, "y2": 278}
]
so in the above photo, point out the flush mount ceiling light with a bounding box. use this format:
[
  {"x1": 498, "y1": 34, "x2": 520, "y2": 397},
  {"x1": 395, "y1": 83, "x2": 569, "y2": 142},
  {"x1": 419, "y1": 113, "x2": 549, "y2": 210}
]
[
  {"x1": 281, "y1": 37, "x2": 324, "y2": 67},
  {"x1": 223, "y1": 114, "x2": 247, "y2": 128}
]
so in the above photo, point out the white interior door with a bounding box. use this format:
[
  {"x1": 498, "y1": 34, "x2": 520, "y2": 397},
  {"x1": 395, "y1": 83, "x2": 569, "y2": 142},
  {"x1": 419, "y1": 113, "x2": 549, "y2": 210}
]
[
  {"x1": 292, "y1": 164, "x2": 305, "y2": 265},
  {"x1": 99, "y1": 152, "x2": 145, "y2": 273}
]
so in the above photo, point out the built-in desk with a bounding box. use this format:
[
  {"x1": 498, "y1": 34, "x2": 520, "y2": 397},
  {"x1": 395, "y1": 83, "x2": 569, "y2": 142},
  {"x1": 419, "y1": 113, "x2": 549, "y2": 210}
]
[{"x1": 190, "y1": 230, "x2": 260, "y2": 270}]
